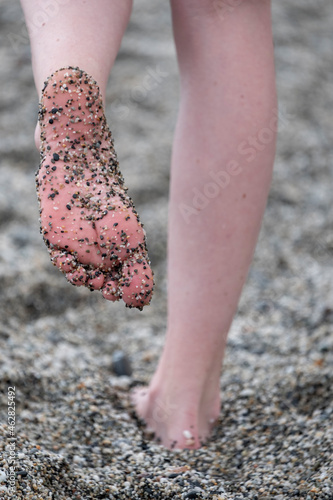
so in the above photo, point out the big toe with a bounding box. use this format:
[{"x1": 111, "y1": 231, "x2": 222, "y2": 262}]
[{"x1": 120, "y1": 255, "x2": 154, "y2": 309}]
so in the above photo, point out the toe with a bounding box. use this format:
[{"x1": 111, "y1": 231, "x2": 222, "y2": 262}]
[
  {"x1": 66, "y1": 266, "x2": 87, "y2": 287},
  {"x1": 120, "y1": 255, "x2": 154, "y2": 309},
  {"x1": 130, "y1": 386, "x2": 148, "y2": 408},
  {"x1": 51, "y1": 250, "x2": 77, "y2": 274},
  {"x1": 87, "y1": 270, "x2": 105, "y2": 290},
  {"x1": 102, "y1": 279, "x2": 120, "y2": 302}
]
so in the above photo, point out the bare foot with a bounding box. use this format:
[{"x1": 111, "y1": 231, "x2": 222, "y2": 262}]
[
  {"x1": 131, "y1": 379, "x2": 221, "y2": 450},
  {"x1": 36, "y1": 67, "x2": 154, "y2": 309}
]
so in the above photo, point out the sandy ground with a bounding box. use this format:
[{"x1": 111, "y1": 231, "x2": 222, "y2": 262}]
[{"x1": 0, "y1": 1, "x2": 332, "y2": 499}]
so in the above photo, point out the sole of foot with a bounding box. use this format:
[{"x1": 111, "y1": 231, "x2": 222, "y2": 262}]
[{"x1": 36, "y1": 67, "x2": 154, "y2": 309}]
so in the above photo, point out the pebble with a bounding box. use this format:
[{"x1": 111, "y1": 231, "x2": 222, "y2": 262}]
[
  {"x1": 183, "y1": 489, "x2": 203, "y2": 499},
  {"x1": 111, "y1": 350, "x2": 133, "y2": 376},
  {"x1": 27, "y1": 448, "x2": 39, "y2": 455}
]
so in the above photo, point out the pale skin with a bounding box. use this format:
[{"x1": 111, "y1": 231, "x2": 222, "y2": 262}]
[{"x1": 21, "y1": 0, "x2": 277, "y2": 448}]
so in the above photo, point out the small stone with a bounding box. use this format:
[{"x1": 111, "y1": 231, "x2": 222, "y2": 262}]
[
  {"x1": 111, "y1": 350, "x2": 132, "y2": 376},
  {"x1": 16, "y1": 470, "x2": 28, "y2": 477},
  {"x1": 27, "y1": 448, "x2": 39, "y2": 455},
  {"x1": 183, "y1": 489, "x2": 201, "y2": 499},
  {"x1": 240, "y1": 388, "x2": 255, "y2": 397}
]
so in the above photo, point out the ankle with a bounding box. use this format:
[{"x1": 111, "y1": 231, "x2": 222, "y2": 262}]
[{"x1": 148, "y1": 373, "x2": 219, "y2": 416}]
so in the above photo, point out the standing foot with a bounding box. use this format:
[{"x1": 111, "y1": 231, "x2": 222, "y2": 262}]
[
  {"x1": 131, "y1": 376, "x2": 221, "y2": 450},
  {"x1": 36, "y1": 67, "x2": 154, "y2": 309}
]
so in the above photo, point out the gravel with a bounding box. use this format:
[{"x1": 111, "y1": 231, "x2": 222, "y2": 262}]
[{"x1": 0, "y1": 0, "x2": 332, "y2": 498}]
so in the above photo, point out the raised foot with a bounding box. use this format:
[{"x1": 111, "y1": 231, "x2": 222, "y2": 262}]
[{"x1": 36, "y1": 67, "x2": 154, "y2": 309}]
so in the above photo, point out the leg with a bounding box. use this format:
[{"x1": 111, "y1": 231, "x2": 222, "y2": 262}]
[
  {"x1": 133, "y1": 0, "x2": 277, "y2": 447},
  {"x1": 21, "y1": 0, "x2": 131, "y2": 99},
  {"x1": 20, "y1": 0, "x2": 154, "y2": 308}
]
